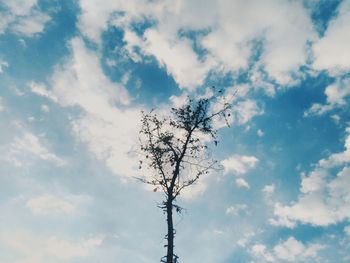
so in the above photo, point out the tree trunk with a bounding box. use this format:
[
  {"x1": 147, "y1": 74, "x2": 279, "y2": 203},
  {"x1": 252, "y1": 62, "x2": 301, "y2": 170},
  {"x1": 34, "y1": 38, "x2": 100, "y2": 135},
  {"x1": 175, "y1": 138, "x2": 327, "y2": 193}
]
[{"x1": 166, "y1": 199, "x2": 174, "y2": 263}]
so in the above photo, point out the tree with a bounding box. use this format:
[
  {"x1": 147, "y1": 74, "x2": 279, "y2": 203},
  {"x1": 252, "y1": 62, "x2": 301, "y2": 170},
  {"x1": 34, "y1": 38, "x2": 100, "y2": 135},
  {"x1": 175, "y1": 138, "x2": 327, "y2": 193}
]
[{"x1": 138, "y1": 89, "x2": 233, "y2": 263}]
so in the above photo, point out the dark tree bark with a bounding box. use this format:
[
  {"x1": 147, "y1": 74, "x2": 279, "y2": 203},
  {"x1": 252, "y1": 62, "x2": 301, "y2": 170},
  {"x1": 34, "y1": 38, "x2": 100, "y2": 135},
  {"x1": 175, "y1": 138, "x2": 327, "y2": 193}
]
[{"x1": 166, "y1": 199, "x2": 174, "y2": 263}]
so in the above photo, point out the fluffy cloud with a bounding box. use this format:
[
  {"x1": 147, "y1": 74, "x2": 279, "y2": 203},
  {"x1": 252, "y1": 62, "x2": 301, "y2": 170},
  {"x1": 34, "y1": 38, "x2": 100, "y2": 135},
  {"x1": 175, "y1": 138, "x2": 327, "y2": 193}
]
[
  {"x1": 271, "y1": 194, "x2": 334, "y2": 228},
  {"x1": 305, "y1": 77, "x2": 350, "y2": 116},
  {"x1": 318, "y1": 127, "x2": 350, "y2": 168},
  {"x1": 77, "y1": 0, "x2": 316, "y2": 89},
  {"x1": 78, "y1": 0, "x2": 153, "y2": 44},
  {"x1": 251, "y1": 237, "x2": 324, "y2": 262},
  {"x1": 273, "y1": 237, "x2": 324, "y2": 262},
  {"x1": 212, "y1": 89, "x2": 264, "y2": 129},
  {"x1": 222, "y1": 154, "x2": 259, "y2": 175},
  {"x1": 234, "y1": 99, "x2": 264, "y2": 124},
  {"x1": 2, "y1": 0, "x2": 38, "y2": 16},
  {"x1": 0, "y1": 0, "x2": 51, "y2": 36},
  {"x1": 313, "y1": 0, "x2": 350, "y2": 74},
  {"x1": 251, "y1": 244, "x2": 275, "y2": 262},
  {"x1": 142, "y1": 28, "x2": 212, "y2": 89},
  {"x1": 271, "y1": 128, "x2": 350, "y2": 227}
]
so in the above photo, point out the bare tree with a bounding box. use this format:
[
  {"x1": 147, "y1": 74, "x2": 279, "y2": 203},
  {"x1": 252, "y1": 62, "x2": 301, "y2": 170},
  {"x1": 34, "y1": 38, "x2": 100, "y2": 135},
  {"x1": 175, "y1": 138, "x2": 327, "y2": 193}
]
[{"x1": 138, "y1": 89, "x2": 233, "y2": 263}]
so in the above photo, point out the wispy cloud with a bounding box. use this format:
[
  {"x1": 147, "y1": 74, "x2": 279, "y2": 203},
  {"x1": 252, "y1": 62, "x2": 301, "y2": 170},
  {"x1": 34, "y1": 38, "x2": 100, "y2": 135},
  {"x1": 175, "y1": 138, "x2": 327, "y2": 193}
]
[
  {"x1": 222, "y1": 154, "x2": 259, "y2": 176},
  {"x1": 251, "y1": 237, "x2": 325, "y2": 262},
  {"x1": 6, "y1": 131, "x2": 65, "y2": 167},
  {"x1": 0, "y1": 0, "x2": 51, "y2": 36}
]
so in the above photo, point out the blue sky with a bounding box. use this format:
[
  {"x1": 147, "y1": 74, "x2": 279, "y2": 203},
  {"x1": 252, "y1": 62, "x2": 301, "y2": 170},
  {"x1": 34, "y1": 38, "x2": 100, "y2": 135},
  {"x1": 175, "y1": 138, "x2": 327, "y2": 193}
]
[{"x1": 1, "y1": 0, "x2": 350, "y2": 262}]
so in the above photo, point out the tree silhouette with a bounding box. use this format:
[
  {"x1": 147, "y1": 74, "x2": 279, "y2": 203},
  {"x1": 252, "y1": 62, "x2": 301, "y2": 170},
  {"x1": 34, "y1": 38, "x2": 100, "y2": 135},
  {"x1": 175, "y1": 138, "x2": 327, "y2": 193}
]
[{"x1": 138, "y1": 88, "x2": 233, "y2": 263}]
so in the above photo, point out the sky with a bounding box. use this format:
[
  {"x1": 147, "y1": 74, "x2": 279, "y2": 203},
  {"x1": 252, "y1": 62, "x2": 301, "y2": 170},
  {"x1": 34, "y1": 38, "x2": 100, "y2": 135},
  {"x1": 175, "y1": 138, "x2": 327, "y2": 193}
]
[{"x1": 0, "y1": 0, "x2": 350, "y2": 262}]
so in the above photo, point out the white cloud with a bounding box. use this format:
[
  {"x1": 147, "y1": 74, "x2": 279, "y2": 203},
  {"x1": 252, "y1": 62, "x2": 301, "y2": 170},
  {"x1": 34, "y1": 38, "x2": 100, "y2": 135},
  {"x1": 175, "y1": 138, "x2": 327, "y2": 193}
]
[
  {"x1": 34, "y1": 36, "x2": 243, "y2": 202},
  {"x1": 0, "y1": 13, "x2": 13, "y2": 34},
  {"x1": 32, "y1": 37, "x2": 141, "y2": 179},
  {"x1": 27, "y1": 195, "x2": 74, "y2": 215},
  {"x1": 235, "y1": 178, "x2": 250, "y2": 189},
  {"x1": 251, "y1": 237, "x2": 324, "y2": 262},
  {"x1": 212, "y1": 93, "x2": 264, "y2": 129},
  {"x1": 77, "y1": 0, "x2": 316, "y2": 89},
  {"x1": 0, "y1": 0, "x2": 51, "y2": 36},
  {"x1": 78, "y1": 0, "x2": 155, "y2": 44},
  {"x1": 180, "y1": 181, "x2": 208, "y2": 200},
  {"x1": 251, "y1": 244, "x2": 275, "y2": 262},
  {"x1": 41, "y1": 104, "x2": 50, "y2": 113},
  {"x1": 345, "y1": 225, "x2": 350, "y2": 235},
  {"x1": 29, "y1": 82, "x2": 57, "y2": 102},
  {"x1": 271, "y1": 128, "x2": 350, "y2": 227},
  {"x1": 300, "y1": 169, "x2": 328, "y2": 193},
  {"x1": 0, "y1": 96, "x2": 4, "y2": 112},
  {"x1": 318, "y1": 130, "x2": 350, "y2": 168},
  {"x1": 0, "y1": 229, "x2": 103, "y2": 263},
  {"x1": 12, "y1": 11, "x2": 51, "y2": 36},
  {"x1": 169, "y1": 93, "x2": 189, "y2": 108},
  {"x1": 29, "y1": 36, "x2": 220, "y2": 199},
  {"x1": 273, "y1": 237, "x2": 324, "y2": 262},
  {"x1": 313, "y1": 0, "x2": 350, "y2": 74},
  {"x1": 226, "y1": 203, "x2": 248, "y2": 216},
  {"x1": 271, "y1": 193, "x2": 336, "y2": 228},
  {"x1": 2, "y1": 0, "x2": 38, "y2": 16},
  {"x1": 257, "y1": 129, "x2": 264, "y2": 137},
  {"x1": 49, "y1": 38, "x2": 130, "y2": 109},
  {"x1": 46, "y1": 236, "x2": 103, "y2": 260},
  {"x1": 71, "y1": 112, "x2": 141, "y2": 178},
  {"x1": 258, "y1": 2, "x2": 315, "y2": 84},
  {"x1": 7, "y1": 131, "x2": 65, "y2": 167},
  {"x1": 235, "y1": 99, "x2": 264, "y2": 125},
  {"x1": 262, "y1": 184, "x2": 275, "y2": 195},
  {"x1": 237, "y1": 231, "x2": 255, "y2": 248},
  {"x1": 222, "y1": 154, "x2": 259, "y2": 176},
  {"x1": 26, "y1": 194, "x2": 91, "y2": 216},
  {"x1": 28, "y1": 116, "x2": 35, "y2": 122},
  {"x1": 304, "y1": 103, "x2": 333, "y2": 117},
  {"x1": 325, "y1": 79, "x2": 350, "y2": 105},
  {"x1": 78, "y1": 0, "x2": 122, "y2": 44},
  {"x1": 305, "y1": 78, "x2": 350, "y2": 116},
  {"x1": 142, "y1": 28, "x2": 213, "y2": 89},
  {"x1": 331, "y1": 114, "x2": 341, "y2": 123},
  {"x1": 0, "y1": 60, "x2": 9, "y2": 73},
  {"x1": 250, "y1": 65, "x2": 277, "y2": 96}
]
